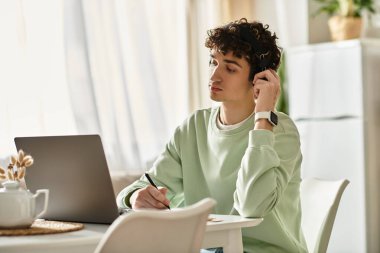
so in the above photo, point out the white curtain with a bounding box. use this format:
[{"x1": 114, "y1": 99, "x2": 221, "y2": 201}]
[
  {"x1": 64, "y1": 0, "x2": 189, "y2": 173},
  {"x1": 0, "y1": 0, "x2": 189, "y2": 173},
  {"x1": 0, "y1": 0, "x2": 77, "y2": 159}
]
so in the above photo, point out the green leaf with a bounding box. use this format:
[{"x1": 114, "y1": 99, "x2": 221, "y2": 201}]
[
  {"x1": 311, "y1": 0, "x2": 376, "y2": 17},
  {"x1": 276, "y1": 53, "x2": 288, "y2": 115}
]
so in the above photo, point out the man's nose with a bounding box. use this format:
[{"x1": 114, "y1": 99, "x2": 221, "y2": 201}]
[{"x1": 209, "y1": 66, "x2": 221, "y2": 82}]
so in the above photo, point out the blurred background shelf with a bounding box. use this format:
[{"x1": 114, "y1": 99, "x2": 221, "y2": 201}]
[{"x1": 287, "y1": 39, "x2": 380, "y2": 253}]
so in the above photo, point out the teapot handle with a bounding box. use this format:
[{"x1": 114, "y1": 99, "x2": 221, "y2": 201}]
[{"x1": 33, "y1": 189, "x2": 49, "y2": 218}]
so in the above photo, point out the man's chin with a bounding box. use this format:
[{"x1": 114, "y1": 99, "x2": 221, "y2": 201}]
[{"x1": 210, "y1": 94, "x2": 222, "y2": 102}]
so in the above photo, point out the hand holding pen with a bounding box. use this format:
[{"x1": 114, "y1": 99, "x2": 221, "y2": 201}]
[
  {"x1": 144, "y1": 173, "x2": 171, "y2": 210},
  {"x1": 129, "y1": 173, "x2": 171, "y2": 210}
]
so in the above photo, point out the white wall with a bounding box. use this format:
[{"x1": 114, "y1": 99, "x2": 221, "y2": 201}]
[
  {"x1": 252, "y1": 0, "x2": 309, "y2": 47},
  {"x1": 308, "y1": 0, "x2": 331, "y2": 44},
  {"x1": 251, "y1": 0, "x2": 335, "y2": 46}
]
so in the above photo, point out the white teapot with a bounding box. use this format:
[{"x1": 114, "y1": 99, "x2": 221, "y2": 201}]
[{"x1": 0, "y1": 180, "x2": 49, "y2": 228}]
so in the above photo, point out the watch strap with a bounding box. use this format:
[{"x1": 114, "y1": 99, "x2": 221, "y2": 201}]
[{"x1": 254, "y1": 111, "x2": 278, "y2": 126}]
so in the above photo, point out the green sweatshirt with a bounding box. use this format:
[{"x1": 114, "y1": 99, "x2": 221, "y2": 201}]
[{"x1": 117, "y1": 107, "x2": 308, "y2": 253}]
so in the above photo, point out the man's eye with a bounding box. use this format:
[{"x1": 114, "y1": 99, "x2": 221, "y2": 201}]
[
  {"x1": 226, "y1": 67, "x2": 235, "y2": 73},
  {"x1": 209, "y1": 60, "x2": 217, "y2": 66}
]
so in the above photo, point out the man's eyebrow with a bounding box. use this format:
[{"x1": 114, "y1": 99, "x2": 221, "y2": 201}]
[
  {"x1": 209, "y1": 54, "x2": 242, "y2": 68},
  {"x1": 224, "y1": 59, "x2": 242, "y2": 68}
]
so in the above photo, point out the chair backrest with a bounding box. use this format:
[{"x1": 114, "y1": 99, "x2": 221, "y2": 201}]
[
  {"x1": 94, "y1": 198, "x2": 216, "y2": 253},
  {"x1": 300, "y1": 178, "x2": 349, "y2": 253}
]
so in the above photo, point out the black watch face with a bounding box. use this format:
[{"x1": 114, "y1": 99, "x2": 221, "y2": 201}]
[{"x1": 270, "y1": 112, "x2": 278, "y2": 126}]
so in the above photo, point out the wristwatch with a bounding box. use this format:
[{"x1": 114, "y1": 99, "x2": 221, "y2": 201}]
[{"x1": 254, "y1": 111, "x2": 278, "y2": 126}]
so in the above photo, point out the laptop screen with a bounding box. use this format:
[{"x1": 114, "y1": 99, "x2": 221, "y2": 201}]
[{"x1": 14, "y1": 135, "x2": 120, "y2": 224}]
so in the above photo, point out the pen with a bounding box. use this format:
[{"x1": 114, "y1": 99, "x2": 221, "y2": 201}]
[{"x1": 144, "y1": 173, "x2": 171, "y2": 210}]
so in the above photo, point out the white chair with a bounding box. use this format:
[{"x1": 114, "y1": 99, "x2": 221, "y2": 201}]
[
  {"x1": 94, "y1": 198, "x2": 216, "y2": 253},
  {"x1": 301, "y1": 178, "x2": 349, "y2": 253}
]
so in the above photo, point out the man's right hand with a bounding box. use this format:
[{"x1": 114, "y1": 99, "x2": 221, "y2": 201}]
[{"x1": 130, "y1": 185, "x2": 170, "y2": 209}]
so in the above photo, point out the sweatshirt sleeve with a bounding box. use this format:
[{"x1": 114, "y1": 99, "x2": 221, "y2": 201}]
[
  {"x1": 116, "y1": 127, "x2": 184, "y2": 209},
  {"x1": 233, "y1": 120, "x2": 302, "y2": 218}
]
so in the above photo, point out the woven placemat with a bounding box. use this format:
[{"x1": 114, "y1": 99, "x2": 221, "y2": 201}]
[{"x1": 0, "y1": 220, "x2": 84, "y2": 236}]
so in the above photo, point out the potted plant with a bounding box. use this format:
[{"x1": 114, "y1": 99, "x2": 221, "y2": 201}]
[{"x1": 313, "y1": 0, "x2": 376, "y2": 41}]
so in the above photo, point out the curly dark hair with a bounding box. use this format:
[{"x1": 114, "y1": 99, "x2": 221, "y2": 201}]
[{"x1": 205, "y1": 18, "x2": 282, "y2": 81}]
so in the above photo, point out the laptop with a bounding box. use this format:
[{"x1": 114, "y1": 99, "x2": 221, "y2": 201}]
[{"x1": 14, "y1": 134, "x2": 123, "y2": 224}]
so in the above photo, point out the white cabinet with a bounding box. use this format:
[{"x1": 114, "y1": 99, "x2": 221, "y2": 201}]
[
  {"x1": 288, "y1": 40, "x2": 363, "y2": 119},
  {"x1": 287, "y1": 39, "x2": 380, "y2": 253}
]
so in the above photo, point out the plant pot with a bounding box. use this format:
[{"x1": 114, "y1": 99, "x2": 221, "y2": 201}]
[{"x1": 328, "y1": 16, "x2": 362, "y2": 41}]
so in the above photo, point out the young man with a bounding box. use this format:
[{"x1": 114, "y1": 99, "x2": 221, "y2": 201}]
[{"x1": 117, "y1": 18, "x2": 307, "y2": 253}]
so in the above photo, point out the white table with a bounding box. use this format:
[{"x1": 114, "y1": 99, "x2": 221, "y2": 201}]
[
  {"x1": 203, "y1": 214, "x2": 262, "y2": 253},
  {"x1": 0, "y1": 214, "x2": 262, "y2": 253}
]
